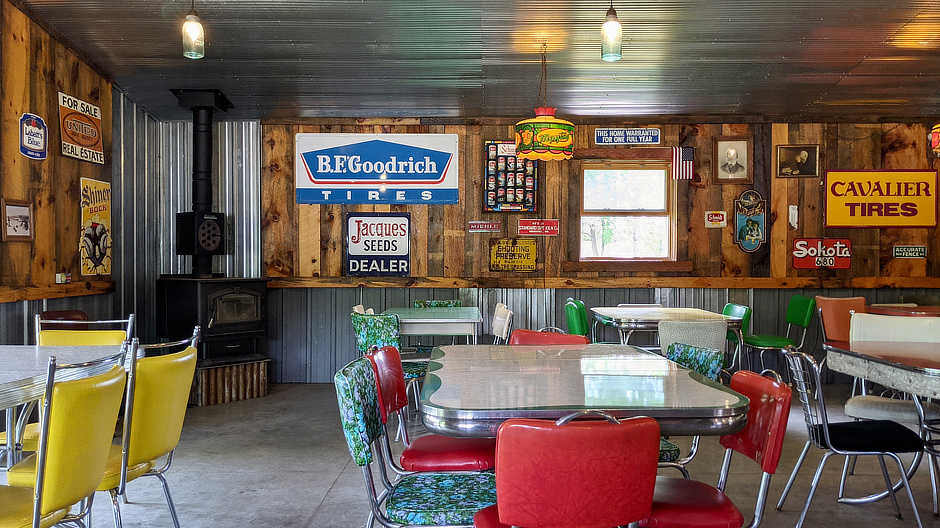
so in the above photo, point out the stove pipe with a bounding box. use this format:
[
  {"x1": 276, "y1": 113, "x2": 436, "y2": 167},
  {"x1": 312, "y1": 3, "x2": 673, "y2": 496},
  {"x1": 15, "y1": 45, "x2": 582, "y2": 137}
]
[{"x1": 172, "y1": 89, "x2": 233, "y2": 278}]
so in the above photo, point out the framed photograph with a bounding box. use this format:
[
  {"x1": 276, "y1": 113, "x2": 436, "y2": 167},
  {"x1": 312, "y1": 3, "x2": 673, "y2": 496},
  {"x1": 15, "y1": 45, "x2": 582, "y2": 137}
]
[
  {"x1": 714, "y1": 136, "x2": 753, "y2": 184},
  {"x1": 2, "y1": 199, "x2": 34, "y2": 241},
  {"x1": 777, "y1": 144, "x2": 819, "y2": 177}
]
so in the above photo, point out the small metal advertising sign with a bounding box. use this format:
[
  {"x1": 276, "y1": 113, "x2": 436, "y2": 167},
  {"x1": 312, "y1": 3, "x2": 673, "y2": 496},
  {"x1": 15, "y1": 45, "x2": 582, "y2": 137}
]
[
  {"x1": 518, "y1": 219, "x2": 559, "y2": 236},
  {"x1": 489, "y1": 238, "x2": 537, "y2": 272},
  {"x1": 792, "y1": 238, "x2": 852, "y2": 269},
  {"x1": 893, "y1": 245, "x2": 927, "y2": 258},
  {"x1": 468, "y1": 221, "x2": 501, "y2": 233},
  {"x1": 58, "y1": 92, "x2": 104, "y2": 164},
  {"x1": 704, "y1": 211, "x2": 727, "y2": 228},
  {"x1": 734, "y1": 190, "x2": 766, "y2": 253},
  {"x1": 20, "y1": 113, "x2": 47, "y2": 160},
  {"x1": 594, "y1": 128, "x2": 661, "y2": 145},
  {"x1": 346, "y1": 212, "x2": 411, "y2": 276}
]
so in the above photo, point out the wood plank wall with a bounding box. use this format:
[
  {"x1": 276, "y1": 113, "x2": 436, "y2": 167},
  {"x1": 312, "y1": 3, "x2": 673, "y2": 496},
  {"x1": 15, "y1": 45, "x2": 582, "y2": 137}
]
[
  {"x1": 0, "y1": 0, "x2": 113, "y2": 301},
  {"x1": 262, "y1": 120, "x2": 940, "y2": 289}
]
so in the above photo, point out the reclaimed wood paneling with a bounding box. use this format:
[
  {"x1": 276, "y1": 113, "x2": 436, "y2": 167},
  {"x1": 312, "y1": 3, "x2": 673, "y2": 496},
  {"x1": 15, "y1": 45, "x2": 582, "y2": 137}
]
[
  {"x1": 260, "y1": 117, "x2": 940, "y2": 289},
  {"x1": 0, "y1": 0, "x2": 113, "y2": 300}
]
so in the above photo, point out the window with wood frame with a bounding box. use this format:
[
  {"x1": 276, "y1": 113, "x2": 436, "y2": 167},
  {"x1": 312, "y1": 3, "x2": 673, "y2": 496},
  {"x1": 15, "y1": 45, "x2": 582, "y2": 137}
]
[{"x1": 579, "y1": 160, "x2": 677, "y2": 261}]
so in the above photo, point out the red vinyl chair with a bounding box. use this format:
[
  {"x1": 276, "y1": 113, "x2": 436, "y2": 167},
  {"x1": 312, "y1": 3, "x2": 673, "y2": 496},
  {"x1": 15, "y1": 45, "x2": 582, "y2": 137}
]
[
  {"x1": 507, "y1": 328, "x2": 590, "y2": 345},
  {"x1": 641, "y1": 370, "x2": 792, "y2": 528},
  {"x1": 367, "y1": 346, "x2": 496, "y2": 473},
  {"x1": 475, "y1": 412, "x2": 660, "y2": 528}
]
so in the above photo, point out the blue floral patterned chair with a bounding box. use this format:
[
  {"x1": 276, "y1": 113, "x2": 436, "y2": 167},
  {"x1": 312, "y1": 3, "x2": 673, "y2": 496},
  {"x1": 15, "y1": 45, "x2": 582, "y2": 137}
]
[
  {"x1": 334, "y1": 357, "x2": 496, "y2": 526},
  {"x1": 413, "y1": 300, "x2": 461, "y2": 308},
  {"x1": 658, "y1": 341, "x2": 725, "y2": 477}
]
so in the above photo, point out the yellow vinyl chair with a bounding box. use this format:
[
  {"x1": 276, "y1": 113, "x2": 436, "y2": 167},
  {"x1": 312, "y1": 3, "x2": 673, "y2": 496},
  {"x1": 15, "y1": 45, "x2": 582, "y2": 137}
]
[
  {"x1": 0, "y1": 352, "x2": 127, "y2": 528},
  {"x1": 35, "y1": 312, "x2": 134, "y2": 346},
  {"x1": 2, "y1": 313, "x2": 135, "y2": 462},
  {"x1": 96, "y1": 327, "x2": 200, "y2": 528}
]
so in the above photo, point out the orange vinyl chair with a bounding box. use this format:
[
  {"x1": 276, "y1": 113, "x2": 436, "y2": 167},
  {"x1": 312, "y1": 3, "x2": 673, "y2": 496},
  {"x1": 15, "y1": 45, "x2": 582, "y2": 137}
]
[
  {"x1": 815, "y1": 295, "x2": 866, "y2": 349},
  {"x1": 474, "y1": 412, "x2": 660, "y2": 528},
  {"x1": 507, "y1": 328, "x2": 590, "y2": 346},
  {"x1": 367, "y1": 346, "x2": 496, "y2": 473},
  {"x1": 640, "y1": 370, "x2": 792, "y2": 528}
]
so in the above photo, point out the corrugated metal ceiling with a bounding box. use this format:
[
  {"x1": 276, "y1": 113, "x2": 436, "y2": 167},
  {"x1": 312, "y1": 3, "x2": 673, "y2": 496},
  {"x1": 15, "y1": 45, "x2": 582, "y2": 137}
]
[{"x1": 16, "y1": 0, "x2": 940, "y2": 121}]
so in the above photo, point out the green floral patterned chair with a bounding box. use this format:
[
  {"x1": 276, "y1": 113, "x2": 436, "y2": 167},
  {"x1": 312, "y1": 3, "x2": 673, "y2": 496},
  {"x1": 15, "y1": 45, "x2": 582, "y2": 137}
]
[
  {"x1": 352, "y1": 312, "x2": 427, "y2": 411},
  {"x1": 334, "y1": 357, "x2": 496, "y2": 526},
  {"x1": 658, "y1": 341, "x2": 725, "y2": 477}
]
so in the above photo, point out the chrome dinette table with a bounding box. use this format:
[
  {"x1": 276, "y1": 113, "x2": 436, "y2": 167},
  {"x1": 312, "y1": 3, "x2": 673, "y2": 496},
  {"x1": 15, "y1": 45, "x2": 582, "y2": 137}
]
[
  {"x1": 590, "y1": 306, "x2": 744, "y2": 346},
  {"x1": 420, "y1": 343, "x2": 749, "y2": 439},
  {"x1": 383, "y1": 306, "x2": 483, "y2": 344},
  {"x1": 2, "y1": 344, "x2": 125, "y2": 465}
]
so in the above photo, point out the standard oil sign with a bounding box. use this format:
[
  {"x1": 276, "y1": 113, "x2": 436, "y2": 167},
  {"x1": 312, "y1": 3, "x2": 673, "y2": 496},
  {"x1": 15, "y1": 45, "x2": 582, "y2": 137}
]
[{"x1": 346, "y1": 213, "x2": 411, "y2": 276}]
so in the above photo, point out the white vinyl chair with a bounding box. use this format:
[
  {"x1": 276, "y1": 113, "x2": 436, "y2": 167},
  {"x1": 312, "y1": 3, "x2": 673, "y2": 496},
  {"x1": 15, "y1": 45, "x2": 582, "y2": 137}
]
[{"x1": 490, "y1": 303, "x2": 513, "y2": 344}]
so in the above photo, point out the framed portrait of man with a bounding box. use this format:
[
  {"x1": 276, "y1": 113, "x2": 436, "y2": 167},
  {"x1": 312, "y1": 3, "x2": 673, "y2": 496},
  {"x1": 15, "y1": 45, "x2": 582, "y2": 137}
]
[
  {"x1": 714, "y1": 136, "x2": 752, "y2": 184},
  {"x1": 777, "y1": 144, "x2": 819, "y2": 177}
]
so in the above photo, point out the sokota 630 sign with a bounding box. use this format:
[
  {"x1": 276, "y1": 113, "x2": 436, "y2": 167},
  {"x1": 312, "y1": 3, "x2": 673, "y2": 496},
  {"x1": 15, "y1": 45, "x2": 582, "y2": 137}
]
[{"x1": 792, "y1": 238, "x2": 851, "y2": 269}]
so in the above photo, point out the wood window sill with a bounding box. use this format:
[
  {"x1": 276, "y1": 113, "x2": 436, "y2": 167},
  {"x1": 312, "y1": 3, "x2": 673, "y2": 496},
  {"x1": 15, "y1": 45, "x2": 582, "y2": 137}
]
[{"x1": 561, "y1": 260, "x2": 694, "y2": 272}]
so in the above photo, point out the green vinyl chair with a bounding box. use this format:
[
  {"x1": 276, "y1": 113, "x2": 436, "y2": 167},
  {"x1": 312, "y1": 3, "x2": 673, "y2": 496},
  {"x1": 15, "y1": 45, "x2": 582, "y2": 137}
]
[
  {"x1": 564, "y1": 298, "x2": 591, "y2": 341},
  {"x1": 744, "y1": 295, "x2": 815, "y2": 372},
  {"x1": 722, "y1": 303, "x2": 752, "y2": 370}
]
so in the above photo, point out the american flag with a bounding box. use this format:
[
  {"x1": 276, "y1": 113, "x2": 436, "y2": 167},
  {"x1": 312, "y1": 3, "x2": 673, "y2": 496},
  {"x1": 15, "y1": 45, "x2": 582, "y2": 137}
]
[{"x1": 672, "y1": 146, "x2": 694, "y2": 179}]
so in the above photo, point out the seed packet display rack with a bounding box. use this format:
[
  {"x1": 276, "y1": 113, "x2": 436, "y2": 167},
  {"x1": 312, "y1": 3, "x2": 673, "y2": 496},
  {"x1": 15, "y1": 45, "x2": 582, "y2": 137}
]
[{"x1": 483, "y1": 140, "x2": 538, "y2": 213}]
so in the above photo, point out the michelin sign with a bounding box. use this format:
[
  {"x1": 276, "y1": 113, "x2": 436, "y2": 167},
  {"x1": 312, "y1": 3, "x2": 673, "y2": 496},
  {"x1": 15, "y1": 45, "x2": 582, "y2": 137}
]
[{"x1": 295, "y1": 134, "x2": 459, "y2": 204}]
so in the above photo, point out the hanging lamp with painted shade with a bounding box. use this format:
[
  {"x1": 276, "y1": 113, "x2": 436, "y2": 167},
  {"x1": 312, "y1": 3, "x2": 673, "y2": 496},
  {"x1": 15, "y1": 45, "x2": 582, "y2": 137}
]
[
  {"x1": 930, "y1": 123, "x2": 940, "y2": 157},
  {"x1": 514, "y1": 44, "x2": 575, "y2": 161}
]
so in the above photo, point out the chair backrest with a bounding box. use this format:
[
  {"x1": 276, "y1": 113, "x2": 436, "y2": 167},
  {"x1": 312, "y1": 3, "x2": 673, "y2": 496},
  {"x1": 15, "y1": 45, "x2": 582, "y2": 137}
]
[
  {"x1": 352, "y1": 304, "x2": 365, "y2": 314},
  {"x1": 37, "y1": 310, "x2": 89, "y2": 330},
  {"x1": 413, "y1": 299, "x2": 461, "y2": 308},
  {"x1": 34, "y1": 357, "x2": 126, "y2": 523},
  {"x1": 665, "y1": 342, "x2": 724, "y2": 381},
  {"x1": 782, "y1": 348, "x2": 830, "y2": 450},
  {"x1": 899, "y1": 293, "x2": 940, "y2": 306},
  {"x1": 122, "y1": 329, "x2": 199, "y2": 479},
  {"x1": 491, "y1": 304, "x2": 513, "y2": 344},
  {"x1": 850, "y1": 312, "x2": 940, "y2": 344},
  {"x1": 785, "y1": 294, "x2": 816, "y2": 329},
  {"x1": 719, "y1": 370, "x2": 792, "y2": 474},
  {"x1": 815, "y1": 295, "x2": 866, "y2": 342},
  {"x1": 350, "y1": 312, "x2": 401, "y2": 356},
  {"x1": 657, "y1": 320, "x2": 727, "y2": 352},
  {"x1": 366, "y1": 346, "x2": 409, "y2": 423},
  {"x1": 721, "y1": 303, "x2": 751, "y2": 343},
  {"x1": 334, "y1": 357, "x2": 385, "y2": 466},
  {"x1": 494, "y1": 414, "x2": 660, "y2": 528},
  {"x1": 564, "y1": 298, "x2": 590, "y2": 337},
  {"x1": 508, "y1": 328, "x2": 590, "y2": 345},
  {"x1": 36, "y1": 313, "x2": 135, "y2": 346}
]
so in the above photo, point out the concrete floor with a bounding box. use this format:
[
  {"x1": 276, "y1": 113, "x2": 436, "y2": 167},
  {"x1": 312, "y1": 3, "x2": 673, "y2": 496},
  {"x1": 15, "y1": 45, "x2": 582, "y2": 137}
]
[{"x1": 4, "y1": 382, "x2": 939, "y2": 528}]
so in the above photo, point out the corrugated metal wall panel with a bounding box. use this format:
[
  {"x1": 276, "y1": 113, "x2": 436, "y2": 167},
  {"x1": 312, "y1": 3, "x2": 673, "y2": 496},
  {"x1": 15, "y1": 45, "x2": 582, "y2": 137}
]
[{"x1": 216, "y1": 121, "x2": 262, "y2": 278}]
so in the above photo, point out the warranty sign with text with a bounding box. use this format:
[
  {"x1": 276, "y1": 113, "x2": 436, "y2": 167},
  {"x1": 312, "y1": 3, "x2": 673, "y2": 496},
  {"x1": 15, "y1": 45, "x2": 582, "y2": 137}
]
[
  {"x1": 58, "y1": 92, "x2": 104, "y2": 165},
  {"x1": 825, "y1": 170, "x2": 937, "y2": 228}
]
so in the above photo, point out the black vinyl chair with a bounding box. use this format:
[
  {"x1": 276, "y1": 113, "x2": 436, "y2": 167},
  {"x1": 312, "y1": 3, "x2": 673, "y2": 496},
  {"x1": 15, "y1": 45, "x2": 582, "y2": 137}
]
[{"x1": 780, "y1": 346, "x2": 925, "y2": 528}]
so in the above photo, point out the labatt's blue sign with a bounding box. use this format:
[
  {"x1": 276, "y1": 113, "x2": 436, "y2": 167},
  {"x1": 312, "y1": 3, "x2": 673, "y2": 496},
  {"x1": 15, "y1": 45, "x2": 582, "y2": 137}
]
[{"x1": 295, "y1": 134, "x2": 459, "y2": 204}]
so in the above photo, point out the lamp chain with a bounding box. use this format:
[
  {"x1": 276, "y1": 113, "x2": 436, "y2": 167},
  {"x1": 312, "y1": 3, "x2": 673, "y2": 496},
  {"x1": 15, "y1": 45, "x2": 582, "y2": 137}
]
[{"x1": 538, "y1": 43, "x2": 548, "y2": 108}]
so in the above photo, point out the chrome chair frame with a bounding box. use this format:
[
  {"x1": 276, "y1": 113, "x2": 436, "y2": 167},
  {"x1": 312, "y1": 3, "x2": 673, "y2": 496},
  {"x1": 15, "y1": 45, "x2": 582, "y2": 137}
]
[
  {"x1": 34, "y1": 313, "x2": 136, "y2": 343},
  {"x1": 778, "y1": 347, "x2": 924, "y2": 528},
  {"x1": 107, "y1": 326, "x2": 200, "y2": 528}
]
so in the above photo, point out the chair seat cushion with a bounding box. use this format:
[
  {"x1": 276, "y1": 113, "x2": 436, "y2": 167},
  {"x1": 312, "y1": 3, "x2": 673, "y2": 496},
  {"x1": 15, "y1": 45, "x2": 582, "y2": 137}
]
[
  {"x1": 386, "y1": 472, "x2": 496, "y2": 525},
  {"x1": 743, "y1": 335, "x2": 795, "y2": 349},
  {"x1": 641, "y1": 476, "x2": 745, "y2": 528},
  {"x1": 473, "y1": 504, "x2": 508, "y2": 528},
  {"x1": 0, "y1": 485, "x2": 69, "y2": 528},
  {"x1": 0, "y1": 423, "x2": 40, "y2": 453},
  {"x1": 819, "y1": 420, "x2": 924, "y2": 453},
  {"x1": 845, "y1": 395, "x2": 940, "y2": 424},
  {"x1": 401, "y1": 361, "x2": 428, "y2": 380},
  {"x1": 97, "y1": 444, "x2": 156, "y2": 491},
  {"x1": 659, "y1": 438, "x2": 681, "y2": 463},
  {"x1": 401, "y1": 435, "x2": 497, "y2": 472}
]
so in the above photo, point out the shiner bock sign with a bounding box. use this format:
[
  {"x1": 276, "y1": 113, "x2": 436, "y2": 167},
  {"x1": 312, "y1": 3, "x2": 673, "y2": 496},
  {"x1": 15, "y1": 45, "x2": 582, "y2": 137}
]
[
  {"x1": 346, "y1": 212, "x2": 411, "y2": 276},
  {"x1": 296, "y1": 134, "x2": 458, "y2": 204}
]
